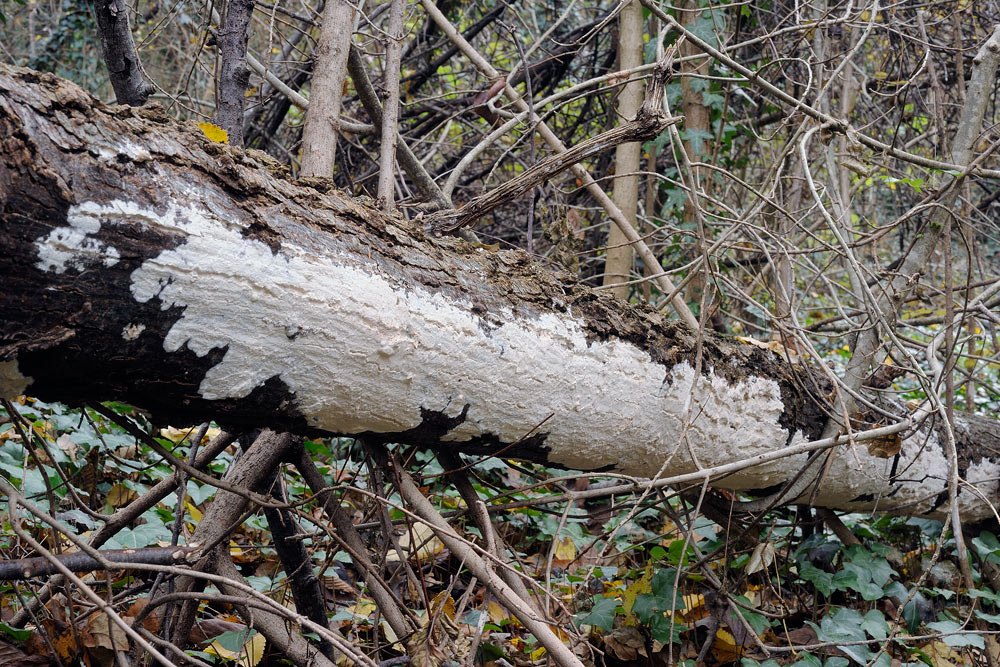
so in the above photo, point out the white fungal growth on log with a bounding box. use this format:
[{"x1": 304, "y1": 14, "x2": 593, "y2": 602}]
[
  {"x1": 31, "y1": 198, "x2": 802, "y2": 478},
  {"x1": 34, "y1": 204, "x2": 121, "y2": 274},
  {"x1": 26, "y1": 197, "x2": 1000, "y2": 516}
]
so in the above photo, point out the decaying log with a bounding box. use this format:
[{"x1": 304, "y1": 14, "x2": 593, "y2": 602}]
[{"x1": 1, "y1": 65, "x2": 998, "y2": 519}]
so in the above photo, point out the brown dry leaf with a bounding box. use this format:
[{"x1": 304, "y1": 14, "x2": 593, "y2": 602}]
[
  {"x1": 780, "y1": 625, "x2": 818, "y2": 646},
  {"x1": 867, "y1": 433, "x2": 902, "y2": 458},
  {"x1": 407, "y1": 593, "x2": 469, "y2": 667},
  {"x1": 55, "y1": 433, "x2": 78, "y2": 461},
  {"x1": 736, "y1": 336, "x2": 791, "y2": 358},
  {"x1": 604, "y1": 626, "x2": 647, "y2": 660},
  {"x1": 745, "y1": 541, "x2": 776, "y2": 574},
  {"x1": 24, "y1": 614, "x2": 78, "y2": 662},
  {"x1": 123, "y1": 598, "x2": 161, "y2": 635},
  {"x1": 918, "y1": 640, "x2": 965, "y2": 665},
  {"x1": 83, "y1": 612, "x2": 128, "y2": 651},
  {"x1": 327, "y1": 575, "x2": 359, "y2": 597},
  {"x1": 987, "y1": 635, "x2": 1000, "y2": 663},
  {"x1": 712, "y1": 628, "x2": 745, "y2": 663},
  {"x1": 0, "y1": 640, "x2": 49, "y2": 666},
  {"x1": 863, "y1": 362, "x2": 908, "y2": 389},
  {"x1": 605, "y1": 69, "x2": 631, "y2": 86},
  {"x1": 105, "y1": 482, "x2": 137, "y2": 508}
]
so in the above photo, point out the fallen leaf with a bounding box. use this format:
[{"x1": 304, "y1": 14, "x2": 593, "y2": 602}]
[{"x1": 198, "y1": 122, "x2": 229, "y2": 144}]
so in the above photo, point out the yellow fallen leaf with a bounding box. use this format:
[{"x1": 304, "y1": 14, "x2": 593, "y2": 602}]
[
  {"x1": 487, "y1": 601, "x2": 509, "y2": 624},
  {"x1": 918, "y1": 640, "x2": 965, "y2": 665},
  {"x1": 429, "y1": 591, "x2": 456, "y2": 620},
  {"x1": 106, "y1": 483, "x2": 138, "y2": 508},
  {"x1": 198, "y1": 121, "x2": 229, "y2": 144},
  {"x1": 623, "y1": 564, "x2": 653, "y2": 615},
  {"x1": 186, "y1": 502, "x2": 203, "y2": 523},
  {"x1": 682, "y1": 593, "x2": 705, "y2": 610},
  {"x1": 553, "y1": 536, "x2": 576, "y2": 563},
  {"x1": 208, "y1": 630, "x2": 265, "y2": 667},
  {"x1": 159, "y1": 425, "x2": 199, "y2": 443},
  {"x1": 351, "y1": 598, "x2": 377, "y2": 619}
]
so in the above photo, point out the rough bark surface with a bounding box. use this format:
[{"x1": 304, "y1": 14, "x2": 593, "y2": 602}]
[
  {"x1": 299, "y1": 0, "x2": 356, "y2": 176},
  {"x1": 92, "y1": 0, "x2": 154, "y2": 106},
  {"x1": 603, "y1": 0, "x2": 644, "y2": 299},
  {"x1": 1, "y1": 65, "x2": 998, "y2": 519},
  {"x1": 214, "y1": 0, "x2": 254, "y2": 147}
]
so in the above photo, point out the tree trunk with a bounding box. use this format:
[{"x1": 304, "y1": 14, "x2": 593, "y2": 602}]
[
  {"x1": 1, "y1": 64, "x2": 998, "y2": 520},
  {"x1": 92, "y1": 0, "x2": 154, "y2": 106},
  {"x1": 299, "y1": 0, "x2": 357, "y2": 177},
  {"x1": 602, "y1": 0, "x2": 644, "y2": 300},
  {"x1": 214, "y1": 0, "x2": 255, "y2": 148}
]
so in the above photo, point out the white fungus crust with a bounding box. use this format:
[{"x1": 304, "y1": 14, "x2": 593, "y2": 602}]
[
  {"x1": 27, "y1": 197, "x2": 999, "y2": 517},
  {"x1": 34, "y1": 205, "x2": 121, "y2": 274}
]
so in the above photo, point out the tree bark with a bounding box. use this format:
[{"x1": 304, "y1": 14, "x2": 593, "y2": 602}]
[
  {"x1": 92, "y1": 0, "x2": 154, "y2": 106},
  {"x1": 299, "y1": 0, "x2": 357, "y2": 177},
  {"x1": 214, "y1": 0, "x2": 255, "y2": 147},
  {"x1": 377, "y1": 0, "x2": 405, "y2": 210},
  {"x1": 1, "y1": 65, "x2": 999, "y2": 520},
  {"x1": 602, "y1": 0, "x2": 644, "y2": 300}
]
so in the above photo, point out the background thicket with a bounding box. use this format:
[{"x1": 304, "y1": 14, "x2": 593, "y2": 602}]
[{"x1": 2, "y1": 0, "x2": 1000, "y2": 665}]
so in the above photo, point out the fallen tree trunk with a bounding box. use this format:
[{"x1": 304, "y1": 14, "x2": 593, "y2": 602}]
[{"x1": 1, "y1": 65, "x2": 998, "y2": 519}]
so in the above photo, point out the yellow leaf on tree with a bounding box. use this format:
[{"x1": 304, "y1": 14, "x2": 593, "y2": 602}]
[
  {"x1": 186, "y1": 501, "x2": 203, "y2": 523},
  {"x1": 198, "y1": 121, "x2": 229, "y2": 144}
]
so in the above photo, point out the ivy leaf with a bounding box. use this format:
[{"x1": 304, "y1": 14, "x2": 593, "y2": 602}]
[
  {"x1": 969, "y1": 587, "x2": 1000, "y2": 605},
  {"x1": 845, "y1": 546, "x2": 894, "y2": 588},
  {"x1": 799, "y1": 561, "x2": 833, "y2": 598},
  {"x1": 808, "y1": 608, "x2": 873, "y2": 664},
  {"x1": 648, "y1": 612, "x2": 685, "y2": 644},
  {"x1": 972, "y1": 532, "x2": 1000, "y2": 564},
  {"x1": 651, "y1": 567, "x2": 680, "y2": 599},
  {"x1": 927, "y1": 620, "x2": 985, "y2": 649},
  {"x1": 575, "y1": 596, "x2": 620, "y2": 631},
  {"x1": 974, "y1": 610, "x2": 1000, "y2": 626},
  {"x1": 861, "y1": 610, "x2": 889, "y2": 640}
]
